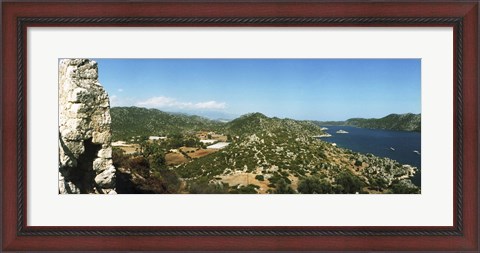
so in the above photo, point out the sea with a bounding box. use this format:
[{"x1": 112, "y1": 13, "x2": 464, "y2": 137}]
[{"x1": 318, "y1": 126, "x2": 421, "y2": 187}]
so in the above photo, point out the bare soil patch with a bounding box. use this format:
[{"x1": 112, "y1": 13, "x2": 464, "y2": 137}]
[
  {"x1": 288, "y1": 175, "x2": 300, "y2": 191},
  {"x1": 188, "y1": 148, "x2": 219, "y2": 159},
  {"x1": 118, "y1": 144, "x2": 140, "y2": 155},
  {"x1": 219, "y1": 172, "x2": 272, "y2": 194},
  {"x1": 212, "y1": 134, "x2": 228, "y2": 142},
  {"x1": 165, "y1": 153, "x2": 188, "y2": 166},
  {"x1": 179, "y1": 146, "x2": 198, "y2": 153}
]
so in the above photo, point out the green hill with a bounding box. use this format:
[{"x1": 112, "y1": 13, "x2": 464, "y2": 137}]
[
  {"x1": 314, "y1": 113, "x2": 421, "y2": 132},
  {"x1": 110, "y1": 106, "x2": 223, "y2": 141},
  {"x1": 225, "y1": 112, "x2": 325, "y2": 137},
  {"x1": 346, "y1": 113, "x2": 421, "y2": 132},
  {"x1": 176, "y1": 112, "x2": 419, "y2": 194}
]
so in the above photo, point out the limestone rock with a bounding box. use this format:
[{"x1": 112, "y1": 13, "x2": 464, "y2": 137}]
[
  {"x1": 58, "y1": 59, "x2": 116, "y2": 194},
  {"x1": 95, "y1": 166, "x2": 116, "y2": 188},
  {"x1": 58, "y1": 172, "x2": 81, "y2": 194}
]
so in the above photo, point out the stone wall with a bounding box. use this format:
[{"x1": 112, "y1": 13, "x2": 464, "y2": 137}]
[{"x1": 58, "y1": 59, "x2": 116, "y2": 194}]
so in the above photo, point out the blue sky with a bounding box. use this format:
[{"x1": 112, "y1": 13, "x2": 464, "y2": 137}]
[{"x1": 94, "y1": 59, "x2": 421, "y2": 121}]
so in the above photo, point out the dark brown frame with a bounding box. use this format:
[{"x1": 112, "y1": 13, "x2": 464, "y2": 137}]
[{"x1": 2, "y1": 1, "x2": 478, "y2": 251}]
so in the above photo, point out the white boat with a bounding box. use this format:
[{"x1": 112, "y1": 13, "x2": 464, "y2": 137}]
[
  {"x1": 389, "y1": 147, "x2": 395, "y2": 151},
  {"x1": 336, "y1": 130, "x2": 349, "y2": 134}
]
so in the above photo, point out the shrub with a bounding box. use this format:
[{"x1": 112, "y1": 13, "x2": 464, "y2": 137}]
[
  {"x1": 334, "y1": 170, "x2": 364, "y2": 194},
  {"x1": 298, "y1": 177, "x2": 333, "y2": 194},
  {"x1": 273, "y1": 178, "x2": 295, "y2": 194},
  {"x1": 229, "y1": 184, "x2": 259, "y2": 194},
  {"x1": 157, "y1": 168, "x2": 181, "y2": 193},
  {"x1": 390, "y1": 179, "x2": 420, "y2": 194},
  {"x1": 369, "y1": 177, "x2": 388, "y2": 191},
  {"x1": 149, "y1": 152, "x2": 166, "y2": 170},
  {"x1": 126, "y1": 157, "x2": 150, "y2": 178},
  {"x1": 255, "y1": 175, "x2": 264, "y2": 181},
  {"x1": 112, "y1": 147, "x2": 129, "y2": 168},
  {"x1": 188, "y1": 179, "x2": 228, "y2": 194}
]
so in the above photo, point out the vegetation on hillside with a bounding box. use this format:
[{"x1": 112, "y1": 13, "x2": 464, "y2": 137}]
[
  {"x1": 314, "y1": 113, "x2": 421, "y2": 132},
  {"x1": 111, "y1": 107, "x2": 420, "y2": 194},
  {"x1": 110, "y1": 106, "x2": 224, "y2": 141}
]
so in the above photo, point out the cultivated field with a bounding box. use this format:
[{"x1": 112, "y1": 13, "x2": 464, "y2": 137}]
[
  {"x1": 165, "y1": 153, "x2": 188, "y2": 166},
  {"x1": 187, "y1": 148, "x2": 219, "y2": 159}
]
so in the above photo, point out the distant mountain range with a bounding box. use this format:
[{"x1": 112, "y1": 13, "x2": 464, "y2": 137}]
[
  {"x1": 314, "y1": 113, "x2": 421, "y2": 132},
  {"x1": 111, "y1": 107, "x2": 421, "y2": 142},
  {"x1": 110, "y1": 107, "x2": 324, "y2": 141},
  {"x1": 110, "y1": 107, "x2": 223, "y2": 141}
]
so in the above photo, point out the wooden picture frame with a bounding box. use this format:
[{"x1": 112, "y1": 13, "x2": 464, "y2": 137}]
[{"x1": 2, "y1": 1, "x2": 478, "y2": 251}]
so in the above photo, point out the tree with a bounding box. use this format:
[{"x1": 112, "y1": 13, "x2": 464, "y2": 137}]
[
  {"x1": 334, "y1": 171, "x2": 364, "y2": 193},
  {"x1": 139, "y1": 141, "x2": 162, "y2": 159},
  {"x1": 168, "y1": 133, "x2": 184, "y2": 149},
  {"x1": 298, "y1": 177, "x2": 333, "y2": 194},
  {"x1": 369, "y1": 177, "x2": 388, "y2": 191},
  {"x1": 149, "y1": 152, "x2": 166, "y2": 170},
  {"x1": 390, "y1": 179, "x2": 419, "y2": 194},
  {"x1": 255, "y1": 175, "x2": 264, "y2": 181},
  {"x1": 274, "y1": 178, "x2": 295, "y2": 194}
]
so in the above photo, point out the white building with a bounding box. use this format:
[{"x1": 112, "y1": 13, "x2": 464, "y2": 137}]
[
  {"x1": 200, "y1": 139, "x2": 216, "y2": 144},
  {"x1": 207, "y1": 142, "x2": 230, "y2": 149},
  {"x1": 112, "y1": 141, "x2": 127, "y2": 147},
  {"x1": 149, "y1": 136, "x2": 167, "y2": 141}
]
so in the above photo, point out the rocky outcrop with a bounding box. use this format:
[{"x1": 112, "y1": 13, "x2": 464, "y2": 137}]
[{"x1": 58, "y1": 59, "x2": 116, "y2": 194}]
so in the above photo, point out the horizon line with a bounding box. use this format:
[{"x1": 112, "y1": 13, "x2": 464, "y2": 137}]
[{"x1": 110, "y1": 105, "x2": 421, "y2": 122}]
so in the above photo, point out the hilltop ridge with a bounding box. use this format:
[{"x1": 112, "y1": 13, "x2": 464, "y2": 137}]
[
  {"x1": 225, "y1": 112, "x2": 324, "y2": 138},
  {"x1": 110, "y1": 106, "x2": 223, "y2": 141},
  {"x1": 314, "y1": 113, "x2": 421, "y2": 132}
]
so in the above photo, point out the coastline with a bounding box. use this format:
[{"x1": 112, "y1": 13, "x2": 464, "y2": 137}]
[{"x1": 317, "y1": 125, "x2": 421, "y2": 187}]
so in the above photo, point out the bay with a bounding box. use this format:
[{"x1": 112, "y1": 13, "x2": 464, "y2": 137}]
[{"x1": 318, "y1": 126, "x2": 421, "y2": 187}]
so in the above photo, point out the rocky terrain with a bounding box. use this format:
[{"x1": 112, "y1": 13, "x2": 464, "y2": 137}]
[
  {"x1": 175, "y1": 113, "x2": 419, "y2": 194},
  {"x1": 58, "y1": 59, "x2": 116, "y2": 194}
]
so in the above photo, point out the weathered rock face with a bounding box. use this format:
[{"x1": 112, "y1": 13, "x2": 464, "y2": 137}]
[{"x1": 58, "y1": 59, "x2": 116, "y2": 194}]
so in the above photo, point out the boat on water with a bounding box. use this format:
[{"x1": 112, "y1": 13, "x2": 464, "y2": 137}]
[
  {"x1": 413, "y1": 150, "x2": 421, "y2": 155},
  {"x1": 336, "y1": 130, "x2": 349, "y2": 134},
  {"x1": 389, "y1": 147, "x2": 395, "y2": 151}
]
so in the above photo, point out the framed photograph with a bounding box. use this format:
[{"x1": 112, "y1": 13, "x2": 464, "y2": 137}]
[{"x1": 2, "y1": 1, "x2": 478, "y2": 251}]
